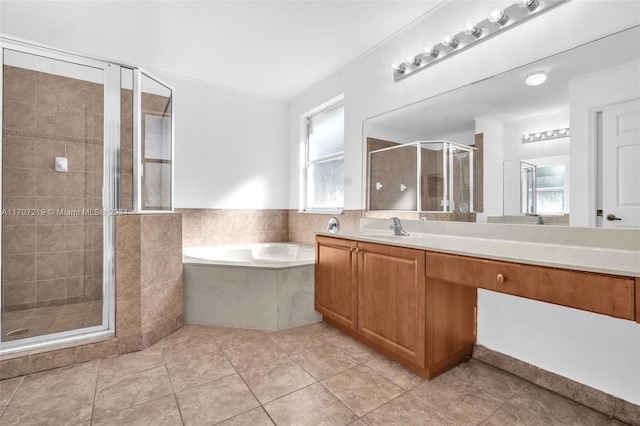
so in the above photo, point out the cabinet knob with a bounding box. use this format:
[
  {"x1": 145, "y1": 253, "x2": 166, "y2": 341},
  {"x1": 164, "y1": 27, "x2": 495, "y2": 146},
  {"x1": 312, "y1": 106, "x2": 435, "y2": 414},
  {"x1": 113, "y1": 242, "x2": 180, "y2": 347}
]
[{"x1": 496, "y1": 273, "x2": 505, "y2": 283}]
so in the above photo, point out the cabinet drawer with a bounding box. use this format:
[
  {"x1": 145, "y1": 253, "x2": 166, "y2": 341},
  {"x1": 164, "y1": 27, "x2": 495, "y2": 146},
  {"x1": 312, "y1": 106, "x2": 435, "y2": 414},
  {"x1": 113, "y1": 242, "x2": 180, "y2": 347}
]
[{"x1": 427, "y1": 251, "x2": 635, "y2": 321}]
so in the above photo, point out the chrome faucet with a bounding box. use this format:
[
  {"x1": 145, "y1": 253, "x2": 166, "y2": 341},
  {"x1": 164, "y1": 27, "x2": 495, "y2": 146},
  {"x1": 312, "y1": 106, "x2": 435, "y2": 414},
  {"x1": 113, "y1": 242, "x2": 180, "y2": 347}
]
[
  {"x1": 537, "y1": 215, "x2": 545, "y2": 225},
  {"x1": 389, "y1": 217, "x2": 409, "y2": 236}
]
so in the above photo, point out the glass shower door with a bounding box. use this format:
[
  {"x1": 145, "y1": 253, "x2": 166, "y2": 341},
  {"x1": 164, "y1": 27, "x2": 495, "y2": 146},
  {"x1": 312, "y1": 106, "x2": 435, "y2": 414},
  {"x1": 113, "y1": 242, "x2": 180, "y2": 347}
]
[{"x1": 1, "y1": 45, "x2": 114, "y2": 350}]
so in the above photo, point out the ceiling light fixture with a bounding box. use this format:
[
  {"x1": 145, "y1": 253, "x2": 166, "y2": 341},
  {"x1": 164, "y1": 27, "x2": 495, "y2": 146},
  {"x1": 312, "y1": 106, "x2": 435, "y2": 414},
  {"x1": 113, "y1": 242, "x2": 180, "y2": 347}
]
[
  {"x1": 525, "y1": 71, "x2": 547, "y2": 86},
  {"x1": 522, "y1": 127, "x2": 570, "y2": 143},
  {"x1": 392, "y1": 0, "x2": 568, "y2": 82}
]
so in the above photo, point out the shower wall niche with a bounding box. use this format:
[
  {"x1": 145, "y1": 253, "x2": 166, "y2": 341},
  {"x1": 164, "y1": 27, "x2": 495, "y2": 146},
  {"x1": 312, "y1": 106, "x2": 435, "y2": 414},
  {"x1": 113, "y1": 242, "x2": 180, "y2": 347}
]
[{"x1": 368, "y1": 141, "x2": 477, "y2": 216}]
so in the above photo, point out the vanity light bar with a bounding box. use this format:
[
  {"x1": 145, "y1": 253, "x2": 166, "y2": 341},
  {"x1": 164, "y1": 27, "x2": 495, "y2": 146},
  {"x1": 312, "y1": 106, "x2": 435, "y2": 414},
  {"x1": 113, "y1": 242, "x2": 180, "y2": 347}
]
[
  {"x1": 393, "y1": 0, "x2": 569, "y2": 82},
  {"x1": 522, "y1": 127, "x2": 570, "y2": 143}
]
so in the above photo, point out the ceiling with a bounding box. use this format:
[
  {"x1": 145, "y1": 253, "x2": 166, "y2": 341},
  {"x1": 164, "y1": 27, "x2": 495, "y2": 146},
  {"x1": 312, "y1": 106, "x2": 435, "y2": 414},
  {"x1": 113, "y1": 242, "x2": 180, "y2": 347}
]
[
  {"x1": 0, "y1": 0, "x2": 446, "y2": 101},
  {"x1": 367, "y1": 26, "x2": 640, "y2": 136}
]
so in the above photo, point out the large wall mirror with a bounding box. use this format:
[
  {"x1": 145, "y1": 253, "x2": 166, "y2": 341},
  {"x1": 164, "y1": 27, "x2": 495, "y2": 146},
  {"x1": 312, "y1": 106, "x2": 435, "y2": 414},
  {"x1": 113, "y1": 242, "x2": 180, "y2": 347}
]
[{"x1": 363, "y1": 25, "x2": 640, "y2": 226}]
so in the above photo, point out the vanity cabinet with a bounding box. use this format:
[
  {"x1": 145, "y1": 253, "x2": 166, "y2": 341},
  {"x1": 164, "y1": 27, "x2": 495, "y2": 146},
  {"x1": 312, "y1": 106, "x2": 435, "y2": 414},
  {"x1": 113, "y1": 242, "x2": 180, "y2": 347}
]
[
  {"x1": 315, "y1": 235, "x2": 477, "y2": 379},
  {"x1": 356, "y1": 242, "x2": 426, "y2": 366},
  {"x1": 427, "y1": 251, "x2": 636, "y2": 321},
  {"x1": 315, "y1": 237, "x2": 358, "y2": 332}
]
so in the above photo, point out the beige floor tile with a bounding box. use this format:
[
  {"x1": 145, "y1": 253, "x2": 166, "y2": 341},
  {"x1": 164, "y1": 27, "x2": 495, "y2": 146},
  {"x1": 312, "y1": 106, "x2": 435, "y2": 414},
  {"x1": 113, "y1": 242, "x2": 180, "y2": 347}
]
[
  {"x1": 98, "y1": 347, "x2": 164, "y2": 382},
  {"x1": 494, "y1": 384, "x2": 614, "y2": 426},
  {"x1": 93, "y1": 365, "x2": 173, "y2": 419},
  {"x1": 0, "y1": 382, "x2": 94, "y2": 426},
  {"x1": 410, "y1": 360, "x2": 525, "y2": 425},
  {"x1": 365, "y1": 354, "x2": 424, "y2": 391},
  {"x1": 162, "y1": 332, "x2": 220, "y2": 364},
  {"x1": 216, "y1": 406, "x2": 275, "y2": 426},
  {"x1": 91, "y1": 394, "x2": 182, "y2": 426},
  {"x1": 319, "y1": 331, "x2": 378, "y2": 363},
  {"x1": 11, "y1": 360, "x2": 98, "y2": 403},
  {"x1": 159, "y1": 324, "x2": 229, "y2": 345},
  {"x1": 166, "y1": 348, "x2": 236, "y2": 392},
  {"x1": 270, "y1": 327, "x2": 328, "y2": 355},
  {"x1": 363, "y1": 392, "x2": 458, "y2": 426},
  {"x1": 321, "y1": 364, "x2": 404, "y2": 417},
  {"x1": 213, "y1": 327, "x2": 275, "y2": 348},
  {"x1": 221, "y1": 336, "x2": 288, "y2": 371},
  {"x1": 264, "y1": 382, "x2": 357, "y2": 426},
  {"x1": 291, "y1": 345, "x2": 360, "y2": 380},
  {"x1": 175, "y1": 374, "x2": 259, "y2": 425},
  {"x1": 0, "y1": 376, "x2": 23, "y2": 412},
  {"x1": 240, "y1": 357, "x2": 316, "y2": 404}
]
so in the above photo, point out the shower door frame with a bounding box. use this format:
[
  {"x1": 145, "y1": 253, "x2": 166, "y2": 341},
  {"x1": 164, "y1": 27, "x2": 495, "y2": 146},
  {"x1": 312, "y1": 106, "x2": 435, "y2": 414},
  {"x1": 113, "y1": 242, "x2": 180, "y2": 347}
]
[{"x1": 0, "y1": 38, "x2": 119, "y2": 355}]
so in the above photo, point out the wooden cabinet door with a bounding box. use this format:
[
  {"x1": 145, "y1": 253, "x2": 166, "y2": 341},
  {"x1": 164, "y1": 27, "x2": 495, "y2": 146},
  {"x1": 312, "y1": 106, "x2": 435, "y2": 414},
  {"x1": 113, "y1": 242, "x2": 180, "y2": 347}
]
[
  {"x1": 315, "y1": 236, "x2": 358, "y2": 332},
  {"x1": 357, "y1": 242, "x2": 426, "y2": 366}
]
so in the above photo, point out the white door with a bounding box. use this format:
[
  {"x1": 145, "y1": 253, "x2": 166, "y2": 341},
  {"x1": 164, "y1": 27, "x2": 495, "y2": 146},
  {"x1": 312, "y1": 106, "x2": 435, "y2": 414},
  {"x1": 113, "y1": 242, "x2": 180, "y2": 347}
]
[{"x1": 602, "y1": 99, "x2": 640, "y2": 228}]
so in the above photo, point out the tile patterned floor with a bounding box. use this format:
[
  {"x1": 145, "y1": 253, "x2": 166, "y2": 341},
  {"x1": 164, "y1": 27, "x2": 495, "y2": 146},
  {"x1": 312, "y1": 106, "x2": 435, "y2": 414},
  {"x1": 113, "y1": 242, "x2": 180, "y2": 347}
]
[
  {"x1": 0, "y1": 321, "x2": 629, "y2": 425},
  {"x1": 2, "y1": 301, "x2": 103, "y2": 341}
]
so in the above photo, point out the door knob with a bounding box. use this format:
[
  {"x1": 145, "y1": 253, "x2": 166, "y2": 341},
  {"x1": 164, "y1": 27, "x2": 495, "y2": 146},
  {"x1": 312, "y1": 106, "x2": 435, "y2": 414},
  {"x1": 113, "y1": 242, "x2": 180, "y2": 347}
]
[{"x1": 606, "y1": 214, "x2": 622, "y2": 221}]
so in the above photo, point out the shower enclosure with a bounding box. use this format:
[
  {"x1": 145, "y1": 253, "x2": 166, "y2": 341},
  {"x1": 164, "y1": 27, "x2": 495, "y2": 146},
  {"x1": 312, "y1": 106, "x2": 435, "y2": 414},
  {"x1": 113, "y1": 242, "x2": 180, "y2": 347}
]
[
  {"x1": 0, "y1": 38, "x2": 173, "y2": 354},
  {"x1": 368, "y1": 141, "x2": 476, "y2": 213}
]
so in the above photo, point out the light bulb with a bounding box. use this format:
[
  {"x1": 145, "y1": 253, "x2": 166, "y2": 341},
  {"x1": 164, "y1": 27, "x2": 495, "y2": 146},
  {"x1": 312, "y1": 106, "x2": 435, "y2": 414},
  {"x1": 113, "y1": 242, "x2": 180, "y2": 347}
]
[
  {"x1": 546, "y1": 131, "x2": 555, "y2": 137},
  {"x1": 443, "y1": 35, "x2": 459, "y2": 48},
  {"x1": 517, "y1": 0, "x2": 539, "y2": 10},
  {"x1": 463, "y1": 22, "x2": 482, "y2": 38},
  {"x1": 534, "y1": 133, "x2": 543, "y2": 139},
  {"x1": 392, "y1": 63, "x2": 406, "y2": 74},
  {"x1": 424, "y1": 45, "x2": 439, "y2": 58},
  {"x1": 558, "y1": 128, "x2": 569, "y2": 136},
  {"x1": 523, "y1": 134, "x2": 532, "y2": 141},
  {"x1": 406, "y1": 55, "x2": 422, "y2": 66},
  {"x1": 488, "y1": 8, "x2": 509, "y2": 25}
]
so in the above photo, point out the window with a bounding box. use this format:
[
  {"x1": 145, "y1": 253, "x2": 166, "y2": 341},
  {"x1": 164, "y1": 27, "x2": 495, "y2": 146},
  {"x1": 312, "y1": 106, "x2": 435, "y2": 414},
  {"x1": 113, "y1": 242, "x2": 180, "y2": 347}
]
[{"x1": 303, "y1": 101, "x2": 344, "y2": 211}]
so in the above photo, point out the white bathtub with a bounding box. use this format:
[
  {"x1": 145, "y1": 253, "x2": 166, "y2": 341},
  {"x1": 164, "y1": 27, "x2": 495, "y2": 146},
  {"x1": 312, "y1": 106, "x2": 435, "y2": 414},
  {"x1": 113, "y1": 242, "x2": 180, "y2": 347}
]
[
  {"x1": 183, "y1": 243, "x2": 314, "y2": 268},
  {"x1": 183, "y1": 243, "x2": 321, "y2": 330}
]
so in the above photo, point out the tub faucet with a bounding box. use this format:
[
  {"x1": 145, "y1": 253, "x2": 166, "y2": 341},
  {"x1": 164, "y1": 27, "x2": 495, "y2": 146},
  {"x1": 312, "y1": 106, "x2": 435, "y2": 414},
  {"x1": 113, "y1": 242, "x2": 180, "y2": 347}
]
[
  {"x1": 537, "y1": 216, "x2": 545, "y2": 225},
  {"x1": 389, "y1": 217, "x2": 409, "y2": 236}
]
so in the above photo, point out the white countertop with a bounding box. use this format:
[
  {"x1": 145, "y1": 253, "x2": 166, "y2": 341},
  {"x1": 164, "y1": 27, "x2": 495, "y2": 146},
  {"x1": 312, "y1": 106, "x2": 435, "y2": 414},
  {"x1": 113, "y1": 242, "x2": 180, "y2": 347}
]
[{"x1": 317, "y1": 224, "x2": 640, "y2": 277}]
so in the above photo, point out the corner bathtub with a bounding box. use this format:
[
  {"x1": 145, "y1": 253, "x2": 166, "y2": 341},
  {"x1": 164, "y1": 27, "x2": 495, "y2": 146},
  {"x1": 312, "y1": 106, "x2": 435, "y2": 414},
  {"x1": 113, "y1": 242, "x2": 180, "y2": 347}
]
[{"x1": 182, "y1": 243, "x2": 321, "y2": 330}]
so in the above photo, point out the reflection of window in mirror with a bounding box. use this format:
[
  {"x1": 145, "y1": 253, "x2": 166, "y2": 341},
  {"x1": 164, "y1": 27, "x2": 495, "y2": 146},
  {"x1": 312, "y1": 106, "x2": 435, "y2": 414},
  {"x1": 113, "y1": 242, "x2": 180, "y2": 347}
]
[{"x1": 536, "y1": 165, "x2": 565, "y2": 214}]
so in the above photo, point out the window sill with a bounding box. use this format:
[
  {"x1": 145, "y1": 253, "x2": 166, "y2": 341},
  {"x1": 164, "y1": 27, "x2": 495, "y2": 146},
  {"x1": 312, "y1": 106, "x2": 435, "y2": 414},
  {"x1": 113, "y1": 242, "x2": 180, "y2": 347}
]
[{"x1": 297, "y1": 209, "x2": 344, "y2": 215}]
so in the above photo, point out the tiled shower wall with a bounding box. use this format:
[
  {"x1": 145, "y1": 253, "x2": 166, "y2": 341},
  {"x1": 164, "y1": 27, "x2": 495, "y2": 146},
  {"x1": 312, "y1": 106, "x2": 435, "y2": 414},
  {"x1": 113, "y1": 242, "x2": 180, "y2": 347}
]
[
  {"x1": 0, "y1": 213, "x2": 183, "y2": 380},
  {"x1": 115, "y1": 213, "x2": 183, "y2": 351},
  {"x1": 2, "y1": 65, "x2": 103, "y2": 311},
  {"x1": 177, "y1": 208, "x2": 362, "y2": 248}
]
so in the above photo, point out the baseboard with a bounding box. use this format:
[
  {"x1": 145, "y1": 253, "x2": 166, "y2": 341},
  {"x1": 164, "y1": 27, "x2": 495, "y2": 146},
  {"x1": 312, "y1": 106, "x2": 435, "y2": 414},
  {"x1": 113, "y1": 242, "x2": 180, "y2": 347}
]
[{"x1": 473, "y1": 344, "x2": 640, "y2": 426}]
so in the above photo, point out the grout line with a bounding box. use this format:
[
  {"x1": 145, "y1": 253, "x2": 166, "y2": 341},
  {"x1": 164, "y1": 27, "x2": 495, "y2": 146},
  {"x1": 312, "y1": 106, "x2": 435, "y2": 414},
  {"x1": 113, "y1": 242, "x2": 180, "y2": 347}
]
[
  {"x1": 88, "y1": 357, "x2": 101, "y2": 425},
  {"x1": 0, "y1": 375, "x2": 25, "y2": 420}
]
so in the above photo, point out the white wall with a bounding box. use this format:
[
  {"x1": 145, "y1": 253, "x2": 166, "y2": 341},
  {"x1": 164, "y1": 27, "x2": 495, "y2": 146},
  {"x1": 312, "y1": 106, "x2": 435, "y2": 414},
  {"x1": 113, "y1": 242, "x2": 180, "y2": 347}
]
[
  {"x1": 503, "y1": 111, "x2": 570, "y2": 162},
  {"x1": 502, "y1": 111, "x2": 570, "y2": 215},
  {"x1": 288, "y1": 1, "x2": 640, "y2": 211},
  {"x1": 287, "y1": 0, "x2": 640, "y2": 404},
  {"x1": 478, "y1": 291, "x2": 640, "y2": 405},
  {"x1": 569, "y1": 60, "x2": 640, "y2": 226},
  {"x1": 155, "y1": 72, "x2": 289, "y2": 209},
  {"x1": 475, "y1": 116, "x2": 505, "y2": 221}
]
